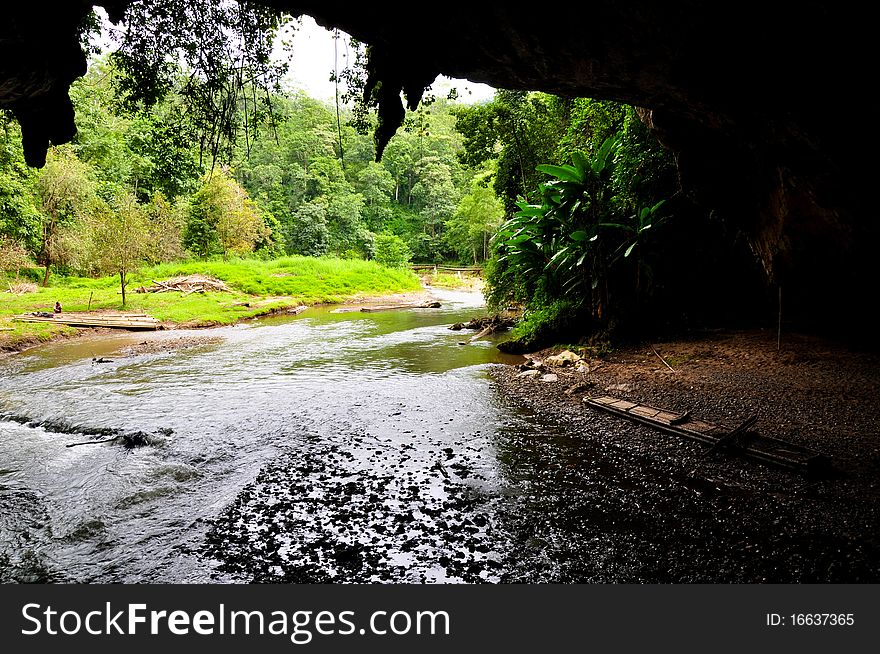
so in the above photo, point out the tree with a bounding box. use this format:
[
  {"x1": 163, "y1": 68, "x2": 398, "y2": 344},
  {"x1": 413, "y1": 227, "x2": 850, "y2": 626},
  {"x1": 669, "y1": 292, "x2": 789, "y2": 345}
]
[
  {"x1": 142, "y1": 192, "x2": 186, "y2": 264},
  {"x1": 185, "y1": 169, "x2": 269, "y2": 259},
  {"x1": 111, "y1": 0, "x2": 291, "y2": 163},
  {"x1": 446, "y1": 169, "x2": 503, "y2": 264},
  {"x1": 454, "y1": 91, "x2": 565, "y2": 213},
  {"x1": 87, "y1": 193, "x2": 150, "y2": 306},
  {"x1": 0, "y1": 236, "x2": 32, "y2": 277},
  {"x1": 355, "y1": 161, "x2": 395, "y2": 231},
  {"x1": 70, "y1": 58, "x2": 204, "y2": 202},
  {"x1": 0, "y1": 114, "x2": 43, "y2": 252},
  {"x1": 373, "y1": 233, "x2": 412, "y2": 268},
  {"x1": 285, "y1": 201, "x2": 329, "y2": 257},
  {"x1": 34, "y1": 147, "x2": 97, "y2": 285}
]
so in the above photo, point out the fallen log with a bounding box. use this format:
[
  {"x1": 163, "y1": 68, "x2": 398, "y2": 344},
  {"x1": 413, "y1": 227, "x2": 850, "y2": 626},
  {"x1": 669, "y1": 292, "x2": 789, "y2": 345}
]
[{"x1": 359, "y1": 301, "x2": 441, "y2": 312}]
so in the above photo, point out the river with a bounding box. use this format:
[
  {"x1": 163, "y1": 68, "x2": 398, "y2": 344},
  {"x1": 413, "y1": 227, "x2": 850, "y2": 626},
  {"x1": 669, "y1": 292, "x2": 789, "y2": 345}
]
[{"x1": 0, "y1": 288, "x2": 571, "y2": 582}]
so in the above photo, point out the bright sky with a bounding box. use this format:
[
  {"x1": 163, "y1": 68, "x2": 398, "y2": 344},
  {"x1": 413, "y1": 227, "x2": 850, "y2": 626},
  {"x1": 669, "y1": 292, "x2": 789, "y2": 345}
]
[{"x1": 280, "y1": 16, "x2": 495, "y2": 105}]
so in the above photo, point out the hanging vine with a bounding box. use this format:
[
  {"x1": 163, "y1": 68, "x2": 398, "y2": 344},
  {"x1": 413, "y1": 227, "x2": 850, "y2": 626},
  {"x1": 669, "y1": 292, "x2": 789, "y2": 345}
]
[{"x1": 109, "y1": 0, "x2": 293, "y2": 165}]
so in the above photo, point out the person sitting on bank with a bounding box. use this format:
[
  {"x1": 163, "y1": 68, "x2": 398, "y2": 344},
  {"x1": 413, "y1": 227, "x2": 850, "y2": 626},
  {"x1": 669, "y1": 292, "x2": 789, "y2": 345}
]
[{"x1": 54, "y1": 301, "x2": 62, "y2": 314}]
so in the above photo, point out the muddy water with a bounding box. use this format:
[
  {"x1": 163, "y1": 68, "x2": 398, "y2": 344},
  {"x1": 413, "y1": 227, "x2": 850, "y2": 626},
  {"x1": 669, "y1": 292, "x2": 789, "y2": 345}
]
[{"x1": 0, "y1": 288, "x2": 555, "y2": 582}]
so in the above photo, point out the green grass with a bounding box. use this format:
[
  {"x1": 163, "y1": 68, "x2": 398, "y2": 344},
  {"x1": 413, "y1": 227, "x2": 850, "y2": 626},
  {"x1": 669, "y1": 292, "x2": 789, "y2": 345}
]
[{"x1": 1, "y1": 256, "x2": 421, "y2": 350}]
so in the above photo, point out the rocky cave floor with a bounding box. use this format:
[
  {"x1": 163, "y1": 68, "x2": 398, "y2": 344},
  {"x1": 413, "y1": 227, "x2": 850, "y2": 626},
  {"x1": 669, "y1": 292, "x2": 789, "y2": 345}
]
[
  {"x1": 486, "y1": 328, "x2": 880, "y2": 582},
  {"x1": 204, "y1": 328, "x2": 879, "y2": 583}
]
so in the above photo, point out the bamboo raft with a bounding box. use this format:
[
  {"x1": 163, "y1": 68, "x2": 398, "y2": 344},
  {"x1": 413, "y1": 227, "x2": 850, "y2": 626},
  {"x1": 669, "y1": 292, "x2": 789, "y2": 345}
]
[
  {"x1": 585, "y1": 395, "x2": 831, "y2": 474},
  {"x1": 13, "y1": 312, "x2": 160, "y2": 330}
]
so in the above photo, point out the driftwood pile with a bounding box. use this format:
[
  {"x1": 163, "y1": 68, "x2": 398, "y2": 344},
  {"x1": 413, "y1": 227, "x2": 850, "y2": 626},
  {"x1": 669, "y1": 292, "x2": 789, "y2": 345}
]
[
  {"x1": 6, "y1": 281, "x2": 38, "y2": 294},
  {"x1": 135, "y1": 275, "x2": 232, "y2": 295}
]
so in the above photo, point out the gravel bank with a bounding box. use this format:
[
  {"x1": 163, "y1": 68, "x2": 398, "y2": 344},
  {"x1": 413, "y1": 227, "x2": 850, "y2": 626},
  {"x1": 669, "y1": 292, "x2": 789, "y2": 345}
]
[{"x1": 486, "y1": 329, "x2": 880, "y2": 581}]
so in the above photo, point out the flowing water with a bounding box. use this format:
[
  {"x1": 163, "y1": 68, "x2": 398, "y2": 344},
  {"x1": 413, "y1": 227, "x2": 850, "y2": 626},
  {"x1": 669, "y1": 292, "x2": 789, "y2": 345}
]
[
  {"x1": 4, "y1": 288, "x2": 872, "y2": 584},
  {"x1": 0, "y1": 288, "x2": 560, "y2": 582}
]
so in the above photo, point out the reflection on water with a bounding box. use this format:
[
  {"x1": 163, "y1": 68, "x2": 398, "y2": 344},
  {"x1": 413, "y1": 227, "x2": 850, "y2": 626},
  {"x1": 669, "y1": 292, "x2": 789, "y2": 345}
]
[{"x1": 0, "y1": 288, "x2": 524, "y2": 582}]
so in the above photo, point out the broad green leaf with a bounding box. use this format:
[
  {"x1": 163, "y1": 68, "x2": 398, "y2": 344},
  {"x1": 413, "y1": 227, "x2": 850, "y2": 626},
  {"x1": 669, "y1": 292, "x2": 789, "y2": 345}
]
[
  {"x1": 546, "y1": 246, "x2": 571, "y2": 268},
  {"x1": 515, "y1": 205, "x2": 546, "y2": 218},
  {"x1": 624, "y1": 242, "x2": 637, "y2": 258},
  {"x1": 571, "y1": 151, "x2": 589, "y2": 176},
  {"x1": 536, "y1": 164, "x2": 583, "y2": 184},
  {"x1": 592, "y1": 136, "x2": 617, "y2": 174},
  {"x1": 569, "y1": 230, "x2": 589, "y2": 241}
]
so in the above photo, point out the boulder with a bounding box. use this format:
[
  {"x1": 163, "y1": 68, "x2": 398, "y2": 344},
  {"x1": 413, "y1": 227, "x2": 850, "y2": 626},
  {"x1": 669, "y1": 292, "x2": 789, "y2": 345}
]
[
  {"x1": 518, "y1": 369, "x2": 541, "y2": 378},
  {"x1": 546, "y1": 350, "x2": 581, "y2": 367}
]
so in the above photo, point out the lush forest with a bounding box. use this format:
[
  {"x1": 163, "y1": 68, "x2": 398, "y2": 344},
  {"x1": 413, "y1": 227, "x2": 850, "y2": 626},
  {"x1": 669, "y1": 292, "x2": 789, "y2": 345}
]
[
  {"x1": 0, "y1": 57, "x2": 501, "y2": 279},
  {"x1": 1, "y1": 5, "x2": 765, "y2": 349}
]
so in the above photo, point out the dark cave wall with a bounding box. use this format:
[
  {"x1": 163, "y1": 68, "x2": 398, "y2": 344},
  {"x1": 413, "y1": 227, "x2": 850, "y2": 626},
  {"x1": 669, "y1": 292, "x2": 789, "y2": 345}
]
[{"x1": 1, "y1": 1, "x2": 874, "y2": 330}]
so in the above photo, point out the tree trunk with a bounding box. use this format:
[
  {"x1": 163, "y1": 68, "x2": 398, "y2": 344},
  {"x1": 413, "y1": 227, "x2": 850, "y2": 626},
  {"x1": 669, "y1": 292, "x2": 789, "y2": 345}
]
[
  {"x1": 120, "y1": 270, "x2": 126, "y2": 306},
  {"x1": 42, "y1": 259, "x2": 51, "y2": 287}
]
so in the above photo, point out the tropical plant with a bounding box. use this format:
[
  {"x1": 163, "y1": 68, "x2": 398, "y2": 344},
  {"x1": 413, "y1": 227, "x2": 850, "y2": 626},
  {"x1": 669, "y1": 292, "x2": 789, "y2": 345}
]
[
  {"x1": 495, "y1": 136, "x2": 619, "y2": 314},
  {"x1": 493, "y1": 135, "x2": 667, "y2": 323}
]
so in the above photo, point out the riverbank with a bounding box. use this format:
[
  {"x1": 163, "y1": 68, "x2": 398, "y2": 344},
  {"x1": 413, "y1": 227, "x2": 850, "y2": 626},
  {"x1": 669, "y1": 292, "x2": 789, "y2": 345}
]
[
  {"x1": 488, "y1": 328, "x2": 880, "y2": 581},
  {"x1": 0, "y1": 256, "x2": 422, "y2": 354}
]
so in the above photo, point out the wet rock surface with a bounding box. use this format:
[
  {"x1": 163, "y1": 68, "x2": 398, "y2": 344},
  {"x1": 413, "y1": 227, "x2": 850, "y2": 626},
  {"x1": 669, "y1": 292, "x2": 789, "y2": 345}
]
[
  {"x1": 0, "y1": 414, "x2": 170, "y2": 448},
  {"x1": 204, "y1": 329, "x2": 880, "y2": 583},
  {"x1": 119, "y1": 334, "x2": 224, "y2": 356},
  {"x1": 204, "y1": 428, "x2": 508, "y2": 583}
]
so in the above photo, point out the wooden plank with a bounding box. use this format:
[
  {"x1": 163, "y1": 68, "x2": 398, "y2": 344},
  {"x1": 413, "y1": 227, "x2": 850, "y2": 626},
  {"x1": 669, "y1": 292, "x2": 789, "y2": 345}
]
[
  {"x1": 584, "y1": 395, "x2": 831, "y2": 474},
  {"x1": 678, "y1": 420, "x2": 720, "y2": 434},
  {"x1": 655, "y1": 411, "x2": 681, "y2": 424},
  {"x1": 631, "y1": 406, "x2": 661, "y2": 419},
  {"x1": 13, "y1": 313, "x2": 159, "y2": 330}
]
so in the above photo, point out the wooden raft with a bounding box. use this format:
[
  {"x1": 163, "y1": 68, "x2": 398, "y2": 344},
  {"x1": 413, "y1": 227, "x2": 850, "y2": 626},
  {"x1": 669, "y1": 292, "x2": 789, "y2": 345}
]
[
  {"x1": 13, "y1": 312, "x2": 160, "y2": 330},
  {"x1": 585, "y1": 395, "x2": 831, "y2": 474}
]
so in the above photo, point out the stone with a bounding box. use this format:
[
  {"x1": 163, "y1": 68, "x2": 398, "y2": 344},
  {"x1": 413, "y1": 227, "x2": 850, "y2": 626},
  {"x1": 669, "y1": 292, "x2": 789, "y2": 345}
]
[
  {"x1": 546, "y1": 350, "x2": 581, "y2": 367},
  {"x1": 605, "y1": 383, "x2": 632, "y2": 392},
  {"x1": 564, "y1": 383, "x2": 594, "y2": 396},
  {"x1": 518, "y1": 370, "x2": 540, "y2": 378},
  {"x1": 540, "y1": 373, "x2": 559, "y2": 383}
]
